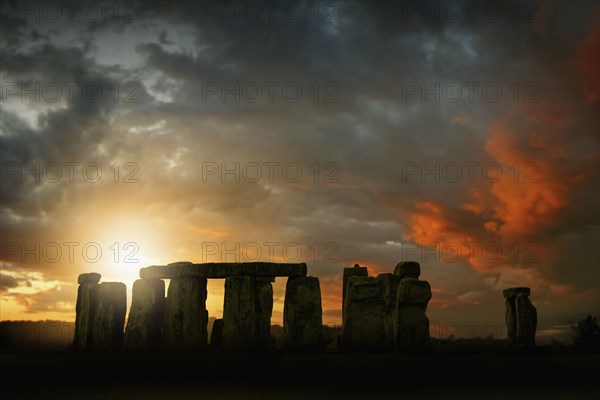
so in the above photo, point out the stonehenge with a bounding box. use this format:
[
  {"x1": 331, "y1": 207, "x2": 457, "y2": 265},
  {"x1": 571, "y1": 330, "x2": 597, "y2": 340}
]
[
  {"x1": 341, "y1": 262, "x2": 432, "y2": 351},
  {"x1": 72, "y1": 262, "x2": 318, "y2": 351},
  {"x1": 72, "y1": 260, "x2": 536, "y2": 353},
  {"x1": 503, "y1": 287, "x2": 537, "y2": 345}
]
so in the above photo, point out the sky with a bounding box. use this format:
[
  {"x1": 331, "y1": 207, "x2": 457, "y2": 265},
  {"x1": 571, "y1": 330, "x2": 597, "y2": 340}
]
[{"x1": 0, "y1": 0, "x2": 598, "y2": 343}]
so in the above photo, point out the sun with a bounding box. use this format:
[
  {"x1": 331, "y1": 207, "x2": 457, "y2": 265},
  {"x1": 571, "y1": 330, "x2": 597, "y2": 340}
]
[{"x1": 91, "y1": 217, "x2": 167, "y2": 289}]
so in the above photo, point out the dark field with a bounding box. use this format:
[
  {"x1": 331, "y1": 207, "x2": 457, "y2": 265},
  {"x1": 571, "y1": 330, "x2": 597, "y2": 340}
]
[{"x1": 2, "y1": 350, "x2": 599, "y2": 399}]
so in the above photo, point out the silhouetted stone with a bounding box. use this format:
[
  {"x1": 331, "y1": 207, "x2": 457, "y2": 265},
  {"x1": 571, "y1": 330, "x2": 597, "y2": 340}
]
[
  {"x1": 283, "y1": 276, "x2": 324, "y2": 351},
  {"x1": 394, "y1": 261, "x2": 421, "y2": 279},
  {"x1": 140, "y1": 262, "x2": 307, "y2": 279},
  {"x1": 222, "y1": 276, "x2": 259, "y2": 350},
  {"x1": 393, "y1": 277, "x2": 431, "y2": 349},
  {"x1": 503, "y1": 287, "x2": 537, "y2": 345},
  {"x1": 516, "y1": 294, "x2": 537, "y2": 344},
  {"x1": 393, "y1": 305, "x2": 430, "y2": 349},
  {"x1": 377, "y1": 273, "x2": 401, "y2": 348},
  {"x1": 93, "y1": 282, "x2": 127, "y2": 349},
  {"x1": 77, "y1": 272, "x2": 101, "y2": 284},
  {"x1": 164, "y1": 277, "x2": 208, "y2": 349},
  {"x1": 505, "y1": 297, "x2": 517, "y2": 343},
  {"x1": 342, "y1": 276, "x2": 386, "y2": 351},
  {"x1": 256, "y1": 278, "x2": 274, "y2": 347},
  {"x1": 210, "y1": 318, "x2": 224, "y2": 349},
  {"x1": 73, "y1": 282, "x2": 99, "y2": 350},
  {"x1": 342, "y1": 264, "x2": 368, "y2": 322},
  {"x1": 396, "y1": 277, "x2": 431, "y2": 305},
  {"x1": 503, "y1": 287, "x2": 530, "y2": 298},
  {"x1": 124, "y1": 279, "x2": 165, "y2": 349}
]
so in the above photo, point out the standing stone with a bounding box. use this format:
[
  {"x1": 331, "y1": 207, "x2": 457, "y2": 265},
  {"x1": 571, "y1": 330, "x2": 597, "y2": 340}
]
[
  {"x1": 376, "y1": 273, "x2": 401, "y2": 348},
  {"x1": 393, "y1": 277, "x2": 432, "y2": 350},
  {"x1": 394, "y1": 261, "x2": 420, "y2": 280},
  {"x1": 164, "y1": 277, "x2": 208, "y2": 349},
  {"x1": 503, "y1": 287, "x2": 536, "y2": 345},
  {"x1": 516, "y1": 294, "x2": 537, "y2": 344},
  {"x1": 342, "y1": 276, "x2": 386, "y2": 351},
  {"x1": 210, "y1": 318, "x2": 224, "y2": 349},
  {"x1": 283, "y1": 276, "x2": 324, "y2": 351},
  {"x1": 342, "y1": 264, "x2": 368, "y2": 322},
  {"x1": 222, "y1": 276, "x2": 259, "y2": 350},
  {"x1": 93, "y1": 282, "x2": 127, "y2": 349},
  {"x1": 72, "y1": 274, "x2": 101, "y2": 350},
  {"x1": 256, "y1": 278, "x2": 274, "y2": 347},
  {"x1": 124, "y1": 279, "x2": 165, "y2": 349}
]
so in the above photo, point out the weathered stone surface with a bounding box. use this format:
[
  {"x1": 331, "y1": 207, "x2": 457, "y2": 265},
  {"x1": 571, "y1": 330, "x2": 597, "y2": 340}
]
[
  {"x1": 503, "y1": 287, "x2": 531, "y2": 298},
  {"x1": 256, "y1": 280, "x2": 274, "y2": 347},
  {"x1": 393, "y1": 277, "x2": 432, "y2": 349},
  {"x1": 93, "y1": 282, "x2": 127, "y2": 349},
  {"x1": 516, "y1": 294, "x2": 537, "y2": 344},
  {"x1": 210, "y1": 318, "x2": 224, "y2": 349},
  {"x1": 342, "y1": 276, "x2": 386, "y2": 351},
  {"x1": 394, "y1": 261, "x2": 421, "y2": 279},
  {"x1": 396, "y1": 278, "x2": 432, "y2": 306},
  {"x1": 124, "y1": 279, "x2": 165, "y2": 349},
  {"x1": 377, "y1": 273, "x2": 401, "y2": 348},
  {"x1": 140, "y1": 262, "x2": 307, "y2": 279},
  {"x1": 283, "y1": 276, "x2": 324, "y2": 351},
  {"x1": 394, "y1": 305, "x2": 430, "y2": 349},
  {"x1": 164, "y1": 277, "x2": 208, "y2": 349},
  {"x1": 72, "y1": 283, "x2": 99, "y2": 349},
  {"x1": 222, "y1": 276, "x2": 259, "y2": 350},
  {"x1": 77, "y1": 272, "x2": 101, "y2": 284},
  {"x1": 342, "y1": 264, "x2": 368, "y2": 321}
]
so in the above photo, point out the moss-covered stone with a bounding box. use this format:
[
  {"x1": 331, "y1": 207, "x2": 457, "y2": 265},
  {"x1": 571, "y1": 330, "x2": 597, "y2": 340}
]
[
  {"x1": 516, "y1": 294, "x2": 537, "y2": 344},
  {"x1": 256, "y1": 279, "x2": 274, "y2": 347},
  {"x1": 73, "y1": 282, "x2": 99, "y2": 350},
  {"x1": 93, "y1": 282, "x2": 127, "y2": 349},
  {"x1": 393, "y1": 305, "x2": 430, "y2": 349},
  {"x1": 283, "y1": 276, "x2": 324, "y2": 351},
  {"x1": 393, "y1": 277, "x2": 431, "y2": 350},
  {"x1": 342, "y1": 264, "x2": 368, "y2": 322},
  {"x1": 124, "y1": 279, "x2": 165, "y2": 349},
  {"x1": 222, "y1": 276, "x2": 259, "y2": 350},
  {"x1": 376, "y1": 273, "x2": 401, "y2": 348},
  {"x1": 342, "y1": 276, "x2": 386, "y2": 351},
  {"x1": 164, "y1": 277, "x2": 208, "y2": 349}
]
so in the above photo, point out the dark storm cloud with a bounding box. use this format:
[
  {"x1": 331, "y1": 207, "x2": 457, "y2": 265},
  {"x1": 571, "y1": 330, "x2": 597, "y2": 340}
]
[{"x1": 0, "y1": 273, "x2": 19, "y2": 292}]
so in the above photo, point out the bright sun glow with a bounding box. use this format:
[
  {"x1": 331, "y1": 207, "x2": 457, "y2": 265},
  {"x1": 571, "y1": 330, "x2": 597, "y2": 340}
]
[{"x1": 92, "y1": 217, "x2": 167, "y2": 289}]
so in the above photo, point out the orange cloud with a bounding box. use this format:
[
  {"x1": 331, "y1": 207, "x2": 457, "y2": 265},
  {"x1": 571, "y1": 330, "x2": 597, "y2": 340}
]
[
  {"x1": 485, "y1": 103, "x2": 586, "y2": 240},
  {"x1": 573, "y1": 19, "x2": 600, "y2": 103}
]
